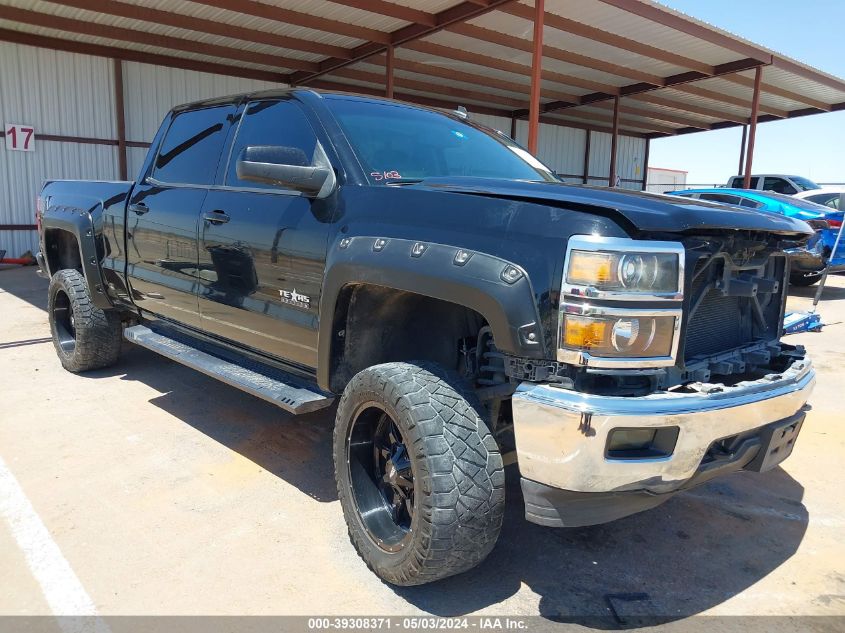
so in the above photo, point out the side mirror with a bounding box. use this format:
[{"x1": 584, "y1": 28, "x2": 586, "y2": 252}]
[{"x1": 236, "y1": 145, "x2": 335, "y2": 198}]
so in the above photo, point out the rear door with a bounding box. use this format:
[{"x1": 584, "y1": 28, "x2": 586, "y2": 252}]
[
  {"x1": 126, "y1": 105, "x2": 234, "y2": 328},
  {"x1": 196, "y1": 99, "x2": 335, "y2": 368}
]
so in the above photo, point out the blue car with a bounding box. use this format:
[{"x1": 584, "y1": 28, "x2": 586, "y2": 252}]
[{"x1": 669, "y1": 188, "x2": 845, "y2": 286}]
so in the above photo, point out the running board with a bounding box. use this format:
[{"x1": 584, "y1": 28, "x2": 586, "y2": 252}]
[{"x1": 124, "y1": 325, "x2": 334, "y2": 415}]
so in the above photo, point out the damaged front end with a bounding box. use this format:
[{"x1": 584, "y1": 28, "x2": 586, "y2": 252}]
[{"x1": 509, "y1": 231, "x2": 816, "y2": 528}]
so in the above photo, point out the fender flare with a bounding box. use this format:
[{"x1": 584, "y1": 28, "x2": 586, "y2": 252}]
[
  {"x1": 317, "y1": 236, "x2": 547, "y2": 390},
  {"x1": 41, "y1": 196, "x2": 112, "y2": 310}
]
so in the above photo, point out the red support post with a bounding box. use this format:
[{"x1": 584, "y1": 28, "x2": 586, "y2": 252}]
[
  {"x1": 385, "y1": 44, "x2": 395, "y2": 99},
  {"x1": 582, "y1": 130, "x2": 591, "y2": 184},
  {"x1": 113, "y1": 58, "x2": 127, "y2": 181},
  {"x1": 609, "y1": 95, "x2": 620, "y2": 186},
  {"x1": 641, "y1": 137, "x2": 650, "y2": 191},
  {"x1": 743, "y1": 67, "x2": 762, "y2": 189},
  {"x1": 527, "y1": 0, "x2": 544, "y2": 154}
]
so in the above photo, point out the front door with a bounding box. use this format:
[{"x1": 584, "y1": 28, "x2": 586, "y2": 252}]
[
  {"x1": 197, "y1": 99, "x2": 335, "y2": 368},
  {"x1": 126, "y1": 105, "x2": 234, "y2": 329}
]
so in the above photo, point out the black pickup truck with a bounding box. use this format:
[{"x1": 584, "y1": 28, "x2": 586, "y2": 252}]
[{"x1": 37, "y1": 89, "x2": 815, "y2": 586}]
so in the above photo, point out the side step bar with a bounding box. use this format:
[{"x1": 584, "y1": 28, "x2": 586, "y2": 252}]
[{"x1": 124, "y1": 325, "x2": 334, "y2": 415}]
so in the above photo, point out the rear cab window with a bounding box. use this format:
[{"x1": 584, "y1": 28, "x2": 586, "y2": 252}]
[{"x1": 152, "y1": 106, "x2": 234, "y2": 185}]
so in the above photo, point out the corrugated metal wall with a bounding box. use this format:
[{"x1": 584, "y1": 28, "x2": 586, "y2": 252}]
[
  {"x1": 122, "y1": 62, "x2": 279, "y2": 179},
  {"x1": 1, "y1": 40, "x2": 646, "y2": 260},
  {"x1": 0, "y1": 42, "x2": 117, "y2": 258}
]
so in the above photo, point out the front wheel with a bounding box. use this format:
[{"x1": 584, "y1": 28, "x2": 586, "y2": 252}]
[
  {"x1": 334, "y1": 362, "x2": 505, "y2": 586},
  {"x1": 48, "y1": 269, "x2": 122, "y2": 372}
]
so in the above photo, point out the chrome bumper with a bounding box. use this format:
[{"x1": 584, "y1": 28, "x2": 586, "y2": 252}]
[{"x1": 512, "y1": 357, "x2": 815, "y2": 494}]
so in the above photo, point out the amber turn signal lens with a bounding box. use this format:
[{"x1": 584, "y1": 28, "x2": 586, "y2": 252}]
[
  {"x1": 563, "y1": 315, "x2": 608, "y2": 349},
  {"x1": 566, "y1": 251, "x2": 616, "y2": 286}
]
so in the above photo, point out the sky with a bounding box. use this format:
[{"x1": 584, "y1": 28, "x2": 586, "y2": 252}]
[{"x1": 648, "y1": 0, "x2": 845, "y2": 186}]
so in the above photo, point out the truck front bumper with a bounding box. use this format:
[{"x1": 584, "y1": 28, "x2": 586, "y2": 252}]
[{"x1": 511, "y1": 357, "x2": 815, "y2": 527}]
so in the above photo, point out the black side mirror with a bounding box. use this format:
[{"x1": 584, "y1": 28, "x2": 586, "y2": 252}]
[{"x1": 236, "y1": 145, "x2": 334, "y2": 197}]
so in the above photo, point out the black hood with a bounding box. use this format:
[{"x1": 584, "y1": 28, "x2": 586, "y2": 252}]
[{"x1": 403, "y1": 178, "x2": 814, "y2": 237}]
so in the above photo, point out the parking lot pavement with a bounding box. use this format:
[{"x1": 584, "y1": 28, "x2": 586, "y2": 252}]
[{"x1": 1, "y1": 265, "x2": 844, "y2": 622}]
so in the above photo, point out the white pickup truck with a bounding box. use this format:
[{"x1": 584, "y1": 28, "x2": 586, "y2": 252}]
[{"x1": 726, "y1": 174, "x2": 820, "y2": 194}]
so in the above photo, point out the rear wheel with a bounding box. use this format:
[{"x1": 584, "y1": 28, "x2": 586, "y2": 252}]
[
  {"x1": 48, "y1": 269, "x2": 122, "y2": 372},
  {"x1": 790, "y1": 272, "x2": 821, "y2": 287},
  {"x1": 334, "y1": 362, "x2": 505, "y2": 586}
]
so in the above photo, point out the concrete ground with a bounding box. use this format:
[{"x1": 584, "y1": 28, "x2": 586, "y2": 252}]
[{"x1": 1, "y1": 265, "x2": 843, "y2": 624}]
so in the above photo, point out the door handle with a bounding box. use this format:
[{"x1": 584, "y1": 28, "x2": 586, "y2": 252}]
[
  {"x1": 203, "y1": 210, "x2": 231, "y2": 225},
  {"x1": 128, "y1": 202, "x2": 149, "y2": 215}
]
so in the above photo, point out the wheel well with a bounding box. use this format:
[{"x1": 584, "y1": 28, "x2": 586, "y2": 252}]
[
  {"x1": 44, "y1": 229, "x2": 82, "y2": 274},
  {"x1": 328, "y1": 284, "x2": 487, "y2": 393}
]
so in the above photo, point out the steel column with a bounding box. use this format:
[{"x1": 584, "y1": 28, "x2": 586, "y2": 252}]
[
  {"x1": 527, "y1": 0, "x2": 544, "y2": 154},
  {"x1": 113, "y1": 58, "x2": 127, "y2": 180},
  {"x1": 609, "y1": 95, "x2": 620, "y2": 186},
  {"x1": 641, "y1": 137, "x2": 650, "y2": 190},
  {"x1": 743, "y1": 67, "x2": 762, "y2": 188},
  {"x1": 385, "y1": 44, "x2": 394, "y2": 99},
  {"x1": 737, "y1": 124, "x2": 747, "y2": 177},
  {"x1": 582, "y1": 130, "x2": 591, "y2": 183}
]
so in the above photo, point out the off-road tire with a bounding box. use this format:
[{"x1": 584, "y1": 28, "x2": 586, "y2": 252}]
[
  {"x1": 334, "y1": 361, "x2": 505, "y2": 586},
  {"x1": 48, "y1": 269, "x2": 122, "y2": 372},
  {"x1": 790, "y1": 273, "x2": 822, "y2": 287}
]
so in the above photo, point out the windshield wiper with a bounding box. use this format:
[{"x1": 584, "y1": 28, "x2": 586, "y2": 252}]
[{"x1": 385, "y1": 178, "x2": 424, "y2": 186}]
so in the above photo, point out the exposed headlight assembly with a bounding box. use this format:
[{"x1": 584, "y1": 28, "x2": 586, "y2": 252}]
[{"x1": 558, "y1": 236, "x2": 685, "y2": 368}]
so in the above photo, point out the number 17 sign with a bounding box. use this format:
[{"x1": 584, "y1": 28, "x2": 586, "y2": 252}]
[{"x1": 5, "y1": 123, "x2": 35, "y2": 152}]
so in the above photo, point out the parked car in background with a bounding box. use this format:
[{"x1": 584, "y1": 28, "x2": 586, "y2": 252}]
[
  {"x1": 669, "y1": 188, "x2": 844, "y2": 285},
  {"x1": 795, "y1": 186, "x2": 845, "y2": 211},
  {"x1": 726, "y1": 174, "x2": 820, "y2": 194}
]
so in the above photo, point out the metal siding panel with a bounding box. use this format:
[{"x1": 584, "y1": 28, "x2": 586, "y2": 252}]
[
  {"x1": 122, "y1": 61, "x2": 282, "y2": 143},
  {"x1": 0, "y1": 41, "x2": 115, "y2": 138},
  {"x1": 0, "y1": 140, "x2": 118, "y2": 258},
  {"x1": 535, "y1": 123, "x2": 586, "y2": 176},
  {"x1": 0, "y1": 42, "x2": 118, "y2": 257}
]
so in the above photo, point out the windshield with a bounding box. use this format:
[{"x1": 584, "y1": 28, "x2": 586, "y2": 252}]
[
  {"x1": 790, "y1": 176, "x2": 820, "y2": 191},
  {"x1": 325, "y1": 96, "x2": 557, "y2": 184}
]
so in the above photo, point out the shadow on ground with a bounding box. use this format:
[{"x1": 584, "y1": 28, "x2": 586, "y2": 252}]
[{"x1": 2, "y1": 266, "x2": 810, "y2": 623}]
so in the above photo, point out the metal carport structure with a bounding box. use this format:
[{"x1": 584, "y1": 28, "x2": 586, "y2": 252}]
[{"x1": 1, "y1": 0, "x2": 845, "y2": 247}]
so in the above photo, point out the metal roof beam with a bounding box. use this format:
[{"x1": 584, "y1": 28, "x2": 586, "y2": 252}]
[
  {"x1": 673, "y1": 84, "x2": 789, "y2": 118},
  {"x1": 45, "y1": 0, "x2": 352, "y2": 59},
  {"x1": 723, "y1": 74, "x2": 832, "y2": 111},
  {"x1": 404, "y1": 40, "x2": 617, "y2": 95},
  {"x1": 0, "y1": 28, "x2": 286, "y2": 83},
  {"x1": 3, "y1": 7, "x2": 318, "y2": 73},
  {"x1": 595, "y1": 0, "x2": 773, "y2": 63},
  {"x1": 290, "y1": 1, "x2": 516, "y2": 85},
  {"x1": 193, "y1": 0, "x2": 392, "y2": 44},
  {"x1": 328, "y1": 0, "x2": 437, "y2": 27},
  {"x1": 590, "y1": 100, "x2": 712, "y2": 129},
  {"x1": 498, "y1": 2, "x2": 714, "y2": 75},
  {"x1": 771, "y1": 57, "x2": 845, "y2": 93},
  {"x1": 446, "y1": 22, "x2": 665, "y2": 85},
  {"x1": 366, "y1": 55, "x2": 582, "y2": 104},
  {"x1": 629, "y1": 93, "x2": 747, "y2": 124},
  {"x1": 327, "y1": 67, "x2": 528, "y2": 109}
]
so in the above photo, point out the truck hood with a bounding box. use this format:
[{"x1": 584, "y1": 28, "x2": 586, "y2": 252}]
[{"x1": 405, "y1": 178, "x2": 814, "y2": 237}]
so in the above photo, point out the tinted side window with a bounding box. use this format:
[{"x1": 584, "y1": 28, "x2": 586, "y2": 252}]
[
  {"x1": 226, "y1": 100, "x2": 319, "y2": 189},
  {"x1": 739, "y1": 197, "x2": 763, "y2": 208},
  {"x1": 153, "y1": 106, "x2": 233, "y2": 185},
  {"x1": 807, "y1": 193, "x2": 840, "y2": 209},
  {"x1": 700, "y1": 193, "x2": 742, "y2": 205},
  {"x1": 763, "y1": 177, "x2": 797, "y2": 195}
]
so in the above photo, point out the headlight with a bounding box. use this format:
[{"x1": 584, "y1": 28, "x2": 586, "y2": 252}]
[
  {"x1": 563, "y1": 236, "x2": 684, "y2": 299},
  {"x1": 558, "y1": 236, "x2": 685, "y2": 368},
  {"x1": 562, "y1": 313, "x2": 676, "y2": 358}
]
